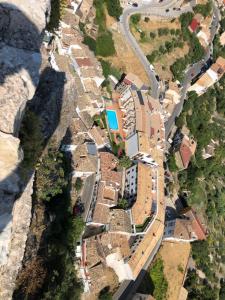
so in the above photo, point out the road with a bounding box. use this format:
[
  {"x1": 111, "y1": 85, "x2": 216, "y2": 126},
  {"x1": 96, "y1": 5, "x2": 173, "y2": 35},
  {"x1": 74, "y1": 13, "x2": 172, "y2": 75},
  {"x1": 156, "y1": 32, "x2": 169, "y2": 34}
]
[
  {"x1": 113, "y1": 235, "x2": 163, "y2": 300},
  {"x1": 120, "y1": 0, "x2": 220, "y2": 137},
  {"x1": 165, "y1": 0, "x2": 220, "y2": 138},
  {"x1": 119, "y1": 0, "x2": 194, "y2": 98}
]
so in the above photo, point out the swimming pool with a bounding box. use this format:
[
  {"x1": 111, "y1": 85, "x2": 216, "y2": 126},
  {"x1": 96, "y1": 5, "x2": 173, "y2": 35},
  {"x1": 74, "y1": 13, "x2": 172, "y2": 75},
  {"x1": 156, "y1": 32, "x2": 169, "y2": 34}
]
[{"x1": 106, "y1": 110, "x2": 119, "y2": 130}]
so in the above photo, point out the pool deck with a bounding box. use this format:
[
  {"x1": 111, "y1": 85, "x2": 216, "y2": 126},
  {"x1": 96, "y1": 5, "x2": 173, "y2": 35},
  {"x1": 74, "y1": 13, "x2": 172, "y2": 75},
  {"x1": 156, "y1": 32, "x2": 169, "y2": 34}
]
[{"x1": 106, "y1": 100, "x2": 126, "y2": 141}]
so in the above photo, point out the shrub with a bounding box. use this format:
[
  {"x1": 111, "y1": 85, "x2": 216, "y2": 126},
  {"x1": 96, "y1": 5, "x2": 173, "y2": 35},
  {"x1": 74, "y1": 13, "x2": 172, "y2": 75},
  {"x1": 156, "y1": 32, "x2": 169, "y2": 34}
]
[
  {"x1": 19, "y1": 110, "x2": 43, "y2": 172},
  {"x1": 150, "y1": 32, "x2": 156, "y2": 39},
  {"x1": 83, "y1": 35, "x2": 96, "y2": 52},
  {"x1": 96, "y1": 31, "x2": 116, "y2": 56},
  {"x1": 74, "y1": 178, "x2": 83, "y2": 191},
  {"x1": 150, "y1": 258, "x2": 168, "y2": 300},
  {"x1": 100, "y1": 59, "x2": 121, "y2": 79},
  {"x1": 36, "y1": 147, "x2": 67, "y2": 201}
]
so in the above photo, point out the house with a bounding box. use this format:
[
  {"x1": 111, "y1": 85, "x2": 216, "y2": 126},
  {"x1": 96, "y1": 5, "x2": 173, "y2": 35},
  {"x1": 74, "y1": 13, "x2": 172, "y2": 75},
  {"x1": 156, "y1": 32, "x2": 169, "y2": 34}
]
[
  {"x1": 115, "y1": 73, "x2": 144, "y2": 95},
  {"x1": 188, "y1": 56, "x2": 225, "y2": 95},
  {"x1": 188, "y1": 14, "x2": 203, "y2": 33},
  {"x1": 174, "y1": 135, "x2": 197, "y2": 170},
  {"x1": 132, "y1": 293, "x2": 155, "y2": 300},
  {"x1": 202, "y1": 139, "x2": 218, "y2": 159},
  {"x1": 164, "y1": 208, "x2": 206, "y2": 241},
  {"x1": 99, "y1": 152, "x2": 122, "y2": 187},
  {"x1": 125, "y1": 93, "x2": 165, "y2": 162},
  {"x1": 72, "y1": 142, "x2": 98, "y2": 177},
  {"x1": 220, "y1": 31, "x2": 225, "y2": 46},
  {"x1": 76, "y1": 0, "x2": 93, "y2": 23},
  {"x1": 88, "y1": 126, "x2": 109, "y2": 149},
  {"x1": 88, "y1": 152, "x2": 123, "y2": 226},
  {"x1": 164, "y1": 82, "x2": 180, "y2": 106}
]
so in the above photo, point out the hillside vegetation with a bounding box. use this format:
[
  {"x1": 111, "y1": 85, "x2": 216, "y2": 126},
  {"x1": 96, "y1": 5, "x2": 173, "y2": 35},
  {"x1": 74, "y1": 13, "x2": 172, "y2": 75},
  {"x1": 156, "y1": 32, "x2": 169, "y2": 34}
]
[{"x1": 173, "y1": 76, "x2": 225, "y2": 298}]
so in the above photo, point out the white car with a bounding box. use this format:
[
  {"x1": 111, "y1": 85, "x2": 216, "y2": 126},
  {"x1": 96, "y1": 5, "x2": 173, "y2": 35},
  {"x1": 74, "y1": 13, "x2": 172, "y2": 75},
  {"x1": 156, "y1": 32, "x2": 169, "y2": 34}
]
[{"x1": 149, "y1": 64, "x2": 155, "y2": 71}]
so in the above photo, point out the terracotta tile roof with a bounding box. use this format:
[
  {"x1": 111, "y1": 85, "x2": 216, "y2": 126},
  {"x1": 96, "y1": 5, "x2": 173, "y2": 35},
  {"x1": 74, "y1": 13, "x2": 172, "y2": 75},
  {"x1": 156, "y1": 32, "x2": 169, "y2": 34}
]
[
  {"x1": 131, "y1": 163, "x2": 155, "y2": 225},
  {"x1": 96, "y1": 181, "x2": 118, "y2": 206},
  {"x1": 186, "y1": 209, "x2": 206, "y2": 240},
  {"x1": 100, "y1": 232, "x2": 131, "y2": 258},
  {"x1": 189, "y1": 19, "x2": 200, "y2": 32},
  {"x1": 100, "y1": 152, "x2": 122, "y2": 186},
  {"x1": 109, "y1": 209, "x2": 132, "y2": 233},
  {"x1": 179, "y1": 136, "x2": 197, "y2": 169},
  {"x1": 76, "y1": 57, "x2": 93, "y2": 67},
  {"x1": 89, "y1": 126, "x2": 108, "y2": 147},
  {"x1": 180, "y1": 143, "x2": 192, "y2": 169},
  {"x1": 216, "y1": 56, "x2": 225, "y2": 71},
  {"x1": 85, "y1": 236, "x2": 102, "y2": 268},
  {"x1": 92, "y1": 203, "x2": 110, "y2": 224}
]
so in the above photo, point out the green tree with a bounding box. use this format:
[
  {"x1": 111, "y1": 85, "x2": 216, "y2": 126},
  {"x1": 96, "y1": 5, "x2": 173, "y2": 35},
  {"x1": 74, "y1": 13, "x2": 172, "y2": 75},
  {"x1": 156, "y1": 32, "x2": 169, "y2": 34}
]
[
  {"x1": 118, "y1": 198, "x2": 129, "y2": 209},
  {"x1": 19, "y1": 110, "x2": 43, "y2": 172},
  {"x1": 193, "y1": 1, "x2": 212, "y2": 18},
  {"x1": 47, "y1": 0, "x2": 67, "y2": 31},
  {"x1": 150, "y1": 32, "x2": 156, "y2": 39},
  {"x1": 130, "y1": 14, "x2": 141, "y2": 25},
  {"x1": 119, "y1": 156, "x2": 132, "y2": 168},
  {"x1": 105, "y1": 0, "x2": 122, "y2": 20},
  {"x1": 167, "y1": 154, "x2": 178, "y2": 172}
]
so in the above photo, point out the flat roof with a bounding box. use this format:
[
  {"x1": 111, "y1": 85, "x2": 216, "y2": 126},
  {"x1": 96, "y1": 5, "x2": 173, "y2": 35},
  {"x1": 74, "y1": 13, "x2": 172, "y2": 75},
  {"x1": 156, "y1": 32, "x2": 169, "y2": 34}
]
[{"x1": 125, "y1": 133, "x2": 139, "y2": 158}]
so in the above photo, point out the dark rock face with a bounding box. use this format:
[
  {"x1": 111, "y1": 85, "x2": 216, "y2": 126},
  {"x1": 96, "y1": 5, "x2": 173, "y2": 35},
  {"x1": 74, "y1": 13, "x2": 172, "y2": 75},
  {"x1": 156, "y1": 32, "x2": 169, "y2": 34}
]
[{"x1": 0, "y1": 4, "x2": 41, "y2": 51}]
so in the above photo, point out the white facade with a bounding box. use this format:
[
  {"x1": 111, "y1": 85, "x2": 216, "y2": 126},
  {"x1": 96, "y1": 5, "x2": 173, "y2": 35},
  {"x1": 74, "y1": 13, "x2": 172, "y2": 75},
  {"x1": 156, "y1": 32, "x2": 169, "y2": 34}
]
[{"x1": 124, "y1": 165, "x2": 138, "y2": 202}]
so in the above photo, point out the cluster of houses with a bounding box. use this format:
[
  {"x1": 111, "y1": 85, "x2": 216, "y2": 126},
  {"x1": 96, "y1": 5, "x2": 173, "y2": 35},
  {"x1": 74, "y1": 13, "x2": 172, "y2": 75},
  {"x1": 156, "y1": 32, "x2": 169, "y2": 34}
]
[
  {"x1": 78, "y1": 74, "x2": 166, "y2": 296},
  {"x1": 188, "y1": 12, "x2": 211, "y2": 49},
  {"x1": 188, "y1": 56, "x2": 225, "y2": 95}
]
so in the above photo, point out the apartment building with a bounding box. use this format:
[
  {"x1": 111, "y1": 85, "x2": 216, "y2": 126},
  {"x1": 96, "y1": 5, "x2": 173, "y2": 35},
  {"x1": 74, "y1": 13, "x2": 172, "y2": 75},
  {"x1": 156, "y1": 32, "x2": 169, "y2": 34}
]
[{"x1": 125, "y1": 93, "x2": 165, "y2": 162}]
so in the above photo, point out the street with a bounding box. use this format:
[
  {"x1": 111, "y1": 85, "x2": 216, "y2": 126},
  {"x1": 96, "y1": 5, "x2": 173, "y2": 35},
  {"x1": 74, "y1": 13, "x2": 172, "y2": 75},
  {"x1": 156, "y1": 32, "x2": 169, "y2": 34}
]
[{"x1": 120, "y1": 0, "x2": 220, "y2": 138}]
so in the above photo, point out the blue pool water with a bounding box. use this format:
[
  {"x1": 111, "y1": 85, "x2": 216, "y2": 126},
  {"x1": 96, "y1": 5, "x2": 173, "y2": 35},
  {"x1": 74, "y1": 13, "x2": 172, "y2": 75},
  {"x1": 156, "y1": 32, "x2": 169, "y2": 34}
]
[{"x1": 106, "y1": 110, "x2": 119, "y2": 130}]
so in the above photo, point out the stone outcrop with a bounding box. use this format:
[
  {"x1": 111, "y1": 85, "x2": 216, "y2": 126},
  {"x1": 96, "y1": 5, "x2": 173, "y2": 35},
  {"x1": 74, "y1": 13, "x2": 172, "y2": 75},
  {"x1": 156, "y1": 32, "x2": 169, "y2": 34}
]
[
  {"x1": 0, "y1": 175, "x2": 34, "y2": 300},
  {"x1": 0, "y1": 1, "x2": 50, "y2": 298}
]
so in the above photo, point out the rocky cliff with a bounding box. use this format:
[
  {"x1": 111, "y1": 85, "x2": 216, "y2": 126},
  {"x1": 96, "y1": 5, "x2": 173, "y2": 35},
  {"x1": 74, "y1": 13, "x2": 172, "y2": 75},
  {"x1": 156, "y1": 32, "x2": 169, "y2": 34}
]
[{"x1": 0, "y1": 1, "x2": 50, "y2": 298}]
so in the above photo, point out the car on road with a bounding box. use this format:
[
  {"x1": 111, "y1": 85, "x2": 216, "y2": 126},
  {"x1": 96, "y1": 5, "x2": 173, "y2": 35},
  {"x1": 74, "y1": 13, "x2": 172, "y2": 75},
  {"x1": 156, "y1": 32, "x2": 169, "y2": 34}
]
[
  {"x1": 149, "y1": 64, "x2": 155, "y2": 71},
  {"x1": 165, "y1": 9, "x2": 169, "y2": 12},
  {"x1": 155, "y1": 75, "x2": 160, "y2": 81},
  {"x1": 132, "y1": 2, "x2": 138, "y2": 7}
]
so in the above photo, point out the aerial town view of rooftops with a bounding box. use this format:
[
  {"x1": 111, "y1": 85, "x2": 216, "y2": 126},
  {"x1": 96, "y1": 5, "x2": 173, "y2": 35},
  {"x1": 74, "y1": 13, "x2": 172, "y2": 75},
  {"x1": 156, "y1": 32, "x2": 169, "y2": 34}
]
[{"x1": 3, "y1": 0, "x2": 225, "y2": 299}]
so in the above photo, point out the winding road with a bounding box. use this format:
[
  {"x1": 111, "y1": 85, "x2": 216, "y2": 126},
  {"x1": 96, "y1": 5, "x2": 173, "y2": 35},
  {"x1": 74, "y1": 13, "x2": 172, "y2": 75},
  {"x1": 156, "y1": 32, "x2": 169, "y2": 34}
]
[{"x1": 119, "y1": 0, "x2": 220, "y2": 138}]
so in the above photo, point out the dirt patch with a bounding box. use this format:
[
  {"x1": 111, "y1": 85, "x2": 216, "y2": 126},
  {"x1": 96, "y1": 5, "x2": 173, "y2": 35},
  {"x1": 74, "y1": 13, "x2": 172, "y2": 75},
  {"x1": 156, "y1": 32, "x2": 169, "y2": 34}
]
[
  {"x1": 158, "y1": 241, "x2": 191, "y2": 300},
  {"x1": 104, "y1": 10, "x2": 150, "y2": 84},
  {"x1": 109, "y1": 30, "x2": 150, "y2": 84}
]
